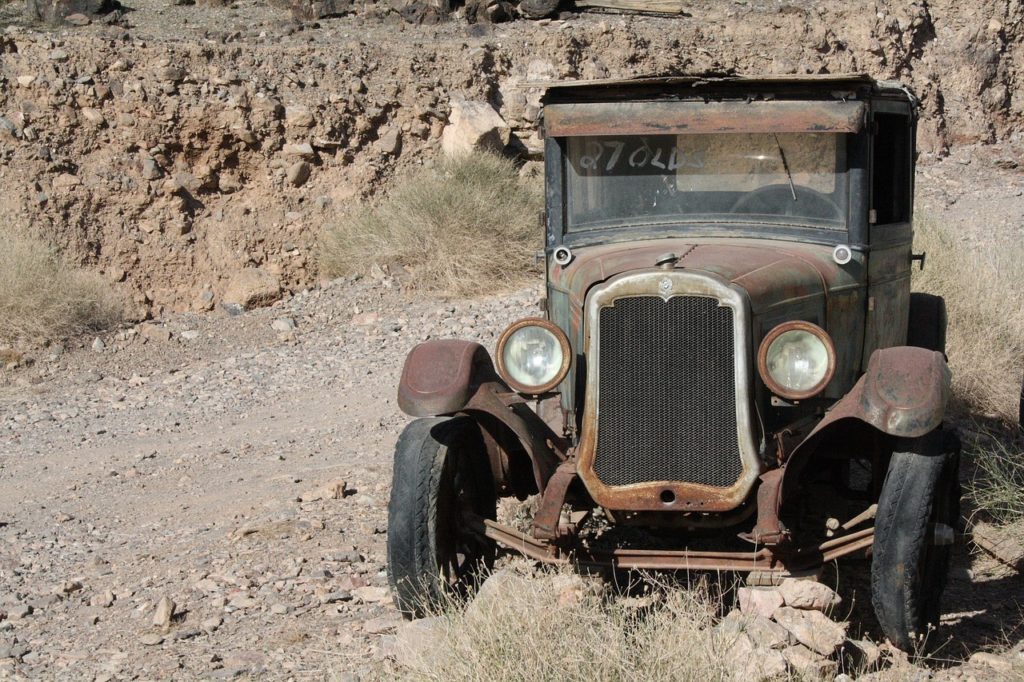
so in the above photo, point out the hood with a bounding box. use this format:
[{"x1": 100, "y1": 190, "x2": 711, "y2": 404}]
[{"x1": 549, "y1": 237, "x2": 864, "y2": 316}]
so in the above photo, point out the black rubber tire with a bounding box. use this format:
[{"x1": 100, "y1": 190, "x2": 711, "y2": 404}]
[
  {"x1": 871, "y1": 429, "x2": 960, "y2": 652},
  {"x1": 907, "y1": 292, "x2": 947, "y2": 355},
  {"x1": 386, "y1": 416, "x2": 497, "y2": 618}
]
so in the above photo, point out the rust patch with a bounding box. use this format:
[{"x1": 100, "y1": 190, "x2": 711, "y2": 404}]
[{"x1": 544, "y1": 100, "x2": 866, "y2": 137}]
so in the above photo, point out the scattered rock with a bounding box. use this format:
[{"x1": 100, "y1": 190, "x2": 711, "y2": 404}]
[
  {"x1": 286, "y1": 161, "x2": 312, "y2": 187},
  {"x1": 222, "y1": 269, "x2": 282, "y2": 308},
  {"x1": 376, "y1": 127, "x2": 402, "y2": 156},
  {"x1": 152, "y1": 596, "x2": 176, "y2": 629},
  {"x1": 201, "y1": 616, "x2": 223, "y2": 633},
  {"x1": 777, "y1": 579, "x2": 841, "y2": 611},
  {"x1": 440, "y1": 96, "x2": 511, "y2": 157},
  {"x1": 722, "y1": 631, "x2": 788, "y2": 682},
  {"x1": 91, "y1": 337, "x2": 105, "y2": 352},
  {"x1": 271, "y1": 317, "x2": 297, "y2": 332},
  {"x1": 285, "y1": 105, "x2": 315, "y2": 128},
  {"x1": 782, "y1": 643, "x2": 837, "y2": 678},
  {"x1": 773, "y1": 606, "x2": 847, "y2": 656},
  {"x1": 349, "y1": 312, "x2": 380, "y2": 326},
  {"x1": 140, "y1": 324, "x2": 173, "y2": 343},
  {"x1": 283, "y1": 143, "x2": 316, "y2": 160},
  {"x1": 299, "y1": 478, "x2": 347, "y2": 502},
  {"x1": 139, "y1": 633, "x2": 164, "y2": 646},
  {"x1": 738, "y1": 586, "x2": 784, "y2": 619},
  {"x1": 385, "y1": 616, "x2": 445, "y2": 670}
]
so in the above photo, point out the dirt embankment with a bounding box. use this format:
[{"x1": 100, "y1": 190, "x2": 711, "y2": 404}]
[{"x1": 0, "y1": 0, "x2": 1020, "y2": 316}]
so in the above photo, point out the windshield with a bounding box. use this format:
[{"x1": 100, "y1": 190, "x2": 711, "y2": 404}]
[{"x1": 564, "y1": 133, "x2": 849, "y2": 232}]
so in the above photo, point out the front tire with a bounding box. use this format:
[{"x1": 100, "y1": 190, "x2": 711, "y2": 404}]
[
  {"x1": 871, "y1": 429, "x2": 960, "y2": 652},
  {"x1": 387, "y1": 417, "x2": 497, "y2": 617}
]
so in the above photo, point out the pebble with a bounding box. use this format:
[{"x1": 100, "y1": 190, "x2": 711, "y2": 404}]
[
  {"x1": 91, "y1": 337, "x2": 106, "y2": 352},
  {"x1": 139, "y1": 633, "x2": 164, "y2": 646},
  {"x1": 271, "y1": 318, "x2": 296, "y2": 332}
]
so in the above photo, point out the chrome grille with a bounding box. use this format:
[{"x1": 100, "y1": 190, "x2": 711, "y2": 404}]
[{"x1": 593, "y1": 295, "x2": 743, "y2": 488}]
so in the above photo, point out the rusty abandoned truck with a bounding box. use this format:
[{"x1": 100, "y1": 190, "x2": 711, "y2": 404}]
[{"x1": 386, "y1": 75, "x2": 960, "y2": 651}]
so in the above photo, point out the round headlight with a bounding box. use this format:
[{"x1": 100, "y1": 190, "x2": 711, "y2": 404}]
[
  {"x1": 757, "y1": 321, "x2": 836, "y2": 400},
  {"x1": 495, "y1": 319, "x2": 571, "y2": 395}
]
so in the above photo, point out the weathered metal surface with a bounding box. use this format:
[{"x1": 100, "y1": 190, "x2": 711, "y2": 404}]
[
  {"x1": 781, "y1": 345, "x2": 950, "y2": 500},
  {"x1": 483, "y1": 519, "x2": 874, "y2": 572},
  {"x1": 549, "y1": 238, "x2": 866, "y2": 402},
  {"x1": 397, "y1": 339, "x2": 494, "y2": 417},
  {"x1": 464, "y1": 381, "x2": 566, "y2": 494},
  {"x1": 531, "y1": 73, "x2": 882, "y2": 94},
  {"x1": 531, "y1": 460, "x2": 578, "y2": 540},
  {"x1": 575, "y1": 268, "x2": 760, "y2": 512},
  {"x1": 862, "y1": 236, "x2": 912, "y2": 368},
  {"x1": 748, "y1": 468, "x2": 787, "y2": 545},
  {"x1": 544, "y1": 100, "x2": 867, "y2": 137}
]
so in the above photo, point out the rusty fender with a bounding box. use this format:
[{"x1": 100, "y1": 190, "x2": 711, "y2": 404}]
[
  {"x1": 749, "y1": 346, "x2": 950, "y2": 542},
  {"x1": 787, "y1": 346, "x2": 947, "y2": 493},
  {"x1": 396, "y1": 339, "x2": 564, "y2": 493}
]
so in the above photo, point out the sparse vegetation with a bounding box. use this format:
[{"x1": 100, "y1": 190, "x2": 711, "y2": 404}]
[
  {"x1": 965, "y1": 428, "x2": 1024, "y2": 527},
  {"x1": 391, "y1": 563, "x2": 737, "y2": 682},
  {"x1": 0, "y1": 228, "x2": 123, "y2": 345},
  {"x1": 913, "y1": 216, "x2": 1024, "y2": 423},
  {"x1": 318, "y1": 153, "x2": 543, "y2": 296}
]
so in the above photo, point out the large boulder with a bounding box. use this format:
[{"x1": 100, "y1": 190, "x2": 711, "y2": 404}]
[{"x1": 440, "y1": 97, "x2": 511, "y2": 158}]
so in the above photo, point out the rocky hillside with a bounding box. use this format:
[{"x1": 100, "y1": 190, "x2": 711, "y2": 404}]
[{"x1": 0, "y1": 0, "x2": 1020, "y2": 316}]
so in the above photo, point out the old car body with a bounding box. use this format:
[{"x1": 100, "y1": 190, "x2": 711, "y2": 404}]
[{"x1": 388, "y1": 75, "x2": 958, "y2": 650}]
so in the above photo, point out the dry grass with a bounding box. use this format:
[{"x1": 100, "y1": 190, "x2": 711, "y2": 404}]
[
  {"x1": 318, "y1": 153, "x2": 543, "y2": 296},
  {"x1": 912, "y1": 216, "x2": 1024, "y2": 422},
  {"x1": 0, "y1": 228, "x2": 122, "y2": 344},
  {"x1": 390, "y1": 563, "x2": 739, "y2": 682},
  {"x1": 965, "y1": 427, "x2": 1024, "y2": 527}
]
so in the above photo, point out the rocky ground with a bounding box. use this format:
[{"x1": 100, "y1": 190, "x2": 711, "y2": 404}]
[
  {"x1": 0, "y1": 270, "x2": 541, "y2": 679},
  {"x1": 1, "y1": 0, "x2": 1023, "y2": 319},
  {"x1": 2, "y1": 0, "x2": 1024, "y2": 679},
  {"x1": 1, "y1": 151, "x2": 1024, "y2": 680}
]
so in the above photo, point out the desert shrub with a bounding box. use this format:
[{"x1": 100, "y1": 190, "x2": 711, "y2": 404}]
[
  {"x1": 912, "y1": 217, "x2": 1024, "y2": 423},
  {"x1": 0, "y1": 229, "x2": 122, "y2": 344},
  {"x1": 965, "y1": 427, "x2": 1024, "y2": 526},
  {"x1": 319, "y1": 152, "x2": 543, "y2": 296}
]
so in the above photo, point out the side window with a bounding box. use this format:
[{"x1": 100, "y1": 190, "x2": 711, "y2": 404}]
[{"x1": 871, "y1": 113, "x2": 912, "y2": 224}]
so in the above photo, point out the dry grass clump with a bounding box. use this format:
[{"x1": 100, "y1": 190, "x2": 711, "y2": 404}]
[
  {"x1": 391, "y1": 563, "x2": 737, "y2": 682},
  {"x1": 319, "y1": 153, "x2": 543, "y2": 296},
  {"x1": 965, "y1": 427, "x2": 1024, "y2": 527},
  {"x1": 0, "y1": 229, "x2": 122, "y2": 344},
  {"x1": 912, "y1": 217, "x2": 1024, "y2": 422}
]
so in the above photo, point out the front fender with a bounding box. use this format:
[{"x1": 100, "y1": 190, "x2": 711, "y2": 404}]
[
  {"x1": 754, "y1": 347, "x2": 951, "y2": 541},
  {"x1": 788, "y1": 345, "x2": 949, "y2": 466},
  {"x1": 397, "y1": 340, "x2": 495, "y2": 417},
  {"x1": 396, "y1": 339, "x2": 564, "y2": 495}
]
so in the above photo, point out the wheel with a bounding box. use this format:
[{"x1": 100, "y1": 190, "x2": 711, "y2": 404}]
[
  {"x1": 871, "y1": 429, "x2": 960, "y2": 652},
  {"x1": 729, "y1": 184, "x2": 843, "y2": 221},
  {"x1": 907, "y1": 293, "x2": 947, "y2": 354},
  {"x1": 387, "y1": 416, "x2": 497, "y2": 617}
]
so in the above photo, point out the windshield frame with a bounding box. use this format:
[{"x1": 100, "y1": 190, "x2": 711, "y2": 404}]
[{"x1": 545, "y1": 131, "x2": 868, "y2": 251}]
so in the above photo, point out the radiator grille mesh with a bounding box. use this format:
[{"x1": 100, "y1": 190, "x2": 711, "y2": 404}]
[{"x1": 593, "y1": 295, "x2": 742, "y2": 488}]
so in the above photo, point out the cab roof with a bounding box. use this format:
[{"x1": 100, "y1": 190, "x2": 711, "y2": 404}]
[{"x1": 534, "y1": 73, "x2": 914, "y2": 105}]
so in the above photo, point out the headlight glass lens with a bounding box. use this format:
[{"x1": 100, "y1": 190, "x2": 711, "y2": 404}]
[
  {"x1": 765, "y1": 329, "x2": 830, "y2": 394},
  {"x1": 501, "y1": 325, "x2": 564, "y2": 389}
]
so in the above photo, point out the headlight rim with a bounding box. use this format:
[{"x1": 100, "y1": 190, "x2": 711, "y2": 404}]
[
  {"x1": 757, "y1": 320, "x2": 837, "y2": 400},
  {"x1": 495, "y1": 317, "x2": 572, "y2": 395}
]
